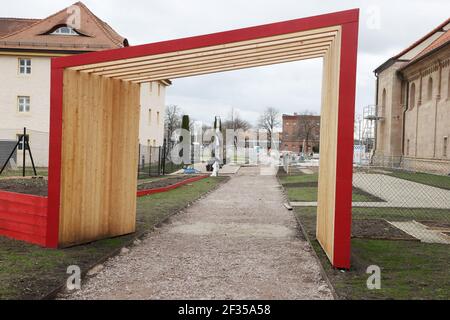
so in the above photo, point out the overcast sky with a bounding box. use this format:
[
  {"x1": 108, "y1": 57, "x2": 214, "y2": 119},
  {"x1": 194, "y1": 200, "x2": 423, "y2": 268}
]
[{"x1": 4, "y1": 0, "x2": 449, "y2": 126}]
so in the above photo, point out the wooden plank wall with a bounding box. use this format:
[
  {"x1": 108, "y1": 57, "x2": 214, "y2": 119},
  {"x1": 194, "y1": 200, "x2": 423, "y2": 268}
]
[
  {"x1": 0, "y1": 191, "x2": 48, "y2": 246},
  {"x1": 58, "y1": 70, "x2": 140, "y2": 247},
  {"x1": 316, "y1": 29, "x2": 341, "y2": 262}
]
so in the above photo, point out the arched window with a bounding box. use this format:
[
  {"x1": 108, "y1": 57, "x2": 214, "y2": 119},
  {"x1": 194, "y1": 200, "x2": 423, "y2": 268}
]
[
  {"x1": 51, "y1": 26, "x2": 78, "y2": 36},
  {"x1": 380, "y1": 88, "x2": 386, "y2": 117},
  {"x1": 409, "y1": 83, "x2": 416, "y2": 110},
  {"x1": 448, "y1": 71, "x2": 450, "y2": 99},
  {"x1": 427, "y1": 77, "x2": 433, "y2": 101}
]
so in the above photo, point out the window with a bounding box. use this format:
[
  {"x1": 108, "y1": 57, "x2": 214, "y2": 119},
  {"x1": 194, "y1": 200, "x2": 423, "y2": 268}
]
[
  {"x1": 406, "y1": 139, "x2": 410, "y2": 156},
  {"x1": 409, "y1": 83, "x2": 416, "y2": 110},
  {"x1": 16, "y1": 134, "x2": 29, "y2": 151},
  {"x1": 158, "y1": 84, "x2": 161, "y2": 96},
  {"x1": 51, "y1": 26, "x2": 78, "y2": 35},
  {"x1": 153, "y1": 139, "x2": 156, "y2": 146},
  {"x1": 157, "y1": 111, "x2": 160, "y2": 125},
  {"x1": 18, "y1": 58, "x2": 31, "y2": 74},
  {"x1": 147, "y1": 139, "x2": 151, "y2": 146},
  {"x1": 427, "y1": 77, "x2": 433, "y2": 101},
  {"x1": 148, "y1": 109, "x2": 152, "y2": 124},
  {"x1": 448, "y1": 71, "x2": 450, "y2": 99},
  {"x1": 380, "y1": 88, "x2": 386, "y2": 116},
  {"x1": 444, "y1": 137, "x2": 448, "y2": 158},
  {"x1": 18, "y1": 96, "x2": 30, "y2": 112},
  {"x1": 149, "y1": 82, "x2": 153, "y2": 94}
]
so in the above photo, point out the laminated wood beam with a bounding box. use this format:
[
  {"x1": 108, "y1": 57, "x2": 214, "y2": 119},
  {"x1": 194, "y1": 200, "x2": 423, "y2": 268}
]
[
  {"x1": 95, "y1": 39, "x2": 333, "y2": 77},
  {"x1": 119, "y1": 50, "x2": 327, "y2": 81}
]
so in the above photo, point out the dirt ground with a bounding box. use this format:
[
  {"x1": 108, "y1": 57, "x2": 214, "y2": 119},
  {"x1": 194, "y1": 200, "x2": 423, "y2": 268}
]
[
  {"x1": 351, "y1": 219, "x2": 417, "y2": 241},
  {"x1": 59, "y1": 167, "x2": 333, "y2": 300},
  {"x1": 0, "y1": 178, "x2": 47, "y2": 196},
  {"x1": 0, "y1": 175, "x2": 200, "y2": 197}
]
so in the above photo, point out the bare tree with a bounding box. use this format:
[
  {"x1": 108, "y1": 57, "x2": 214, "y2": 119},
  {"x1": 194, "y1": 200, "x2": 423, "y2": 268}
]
[
  {"x1": 257, "y1": 107, "x2": 280, "y2": 148},
  {"x1": 164, "y1": 105, "x2": 181, "y2": 156},
  {"x1": 297, "y1": 110, "x2": 320, "y2": 154},
  {"x1": 223, "y1": 109, "x2": 252, "y2": 131}
]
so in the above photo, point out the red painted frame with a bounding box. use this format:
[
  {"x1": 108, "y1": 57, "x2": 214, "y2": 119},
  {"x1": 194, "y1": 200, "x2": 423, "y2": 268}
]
[{"x1": 47, "y1": 9, "x2": 359, "y2": 268}]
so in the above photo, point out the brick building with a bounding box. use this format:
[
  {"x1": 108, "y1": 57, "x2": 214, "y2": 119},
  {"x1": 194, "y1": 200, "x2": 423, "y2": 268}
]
[{"x1": 281, "y1": 113, "x2": 320, "y2": 154}]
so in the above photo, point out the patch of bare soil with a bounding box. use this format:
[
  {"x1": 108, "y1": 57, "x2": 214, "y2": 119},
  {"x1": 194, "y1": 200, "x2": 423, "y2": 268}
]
[
  {"x1": 137, "y1": 175, "x2": 200, "y2": 191},
  {"x1": 418, "y1": 220, "x2": 450, "y2": 230},
  {"x1": 352, "y1": 219, "x2": 417, "y2": 241},
  {"x1": 0, "y1": 175, "x2": 201, "y2": 197},
  {"x1": 0, "y1": 178, "x2": 48, "y2": 196}
]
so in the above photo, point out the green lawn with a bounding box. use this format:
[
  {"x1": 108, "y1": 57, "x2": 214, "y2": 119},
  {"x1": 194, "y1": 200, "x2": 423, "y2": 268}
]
[
  {"x1": 0, "y1": 177, "x2": 227, "y2": 300},
  {"x1": 138, "y1": 162, "x2": 183, "y2": 179},
  {"x1": 280, "y1": 173, "x2": 382, "y2": 202},
  {"x1": 280, "y1": 172, "x2": 450, "y2": 299},
  {"x1": 297, "y1": 206, "x2": 450, "y2": 223},
  {"x1": 295, "y1": 208, "x2": 450, "y2": 300},
  {"x1": 279, "y1": 173, "x2": 319, "y2": 184},
  {"x1": 387, "y1": 170, "x2": 450, "y2": 190},
  {"x1": 0, "y1": 168, "x2": 48, "y2": 179}
]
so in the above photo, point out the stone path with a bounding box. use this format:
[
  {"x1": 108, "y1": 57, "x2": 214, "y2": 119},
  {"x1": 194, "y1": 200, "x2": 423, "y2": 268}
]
[{"x1": 60, "y1": 166, "x2": 332, "y2": 300}]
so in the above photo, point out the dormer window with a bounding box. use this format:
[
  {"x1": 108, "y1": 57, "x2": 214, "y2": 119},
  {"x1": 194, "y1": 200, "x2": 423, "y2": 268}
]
[{"x1": 51, "y1": 26, "x2": 78, "y2": 36}]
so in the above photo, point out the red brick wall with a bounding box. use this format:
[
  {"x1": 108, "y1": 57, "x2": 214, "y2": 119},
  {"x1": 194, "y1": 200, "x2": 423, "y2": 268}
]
[{"x1": 281, "y1": 114, "x2": 320, "y2": 153}]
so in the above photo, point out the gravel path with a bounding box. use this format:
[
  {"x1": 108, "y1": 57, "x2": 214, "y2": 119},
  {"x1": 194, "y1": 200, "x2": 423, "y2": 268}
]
[{"x1": 60, "y1": 167, "x2": 333, "y2": 300}]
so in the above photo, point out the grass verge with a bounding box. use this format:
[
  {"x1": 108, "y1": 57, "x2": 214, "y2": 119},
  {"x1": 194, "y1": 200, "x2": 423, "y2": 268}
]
[
  {"x1": 0, "y1": 176, "x2": 228, "y2": 300},
  {"x1": 295, "y1": 207, "x2": 450, "y2": 300},
  {"x1": 280, "y1": 173, "x2": 383, "y2": 202},
  {"x1": 0, "y1": 168, "x2": 48, "y2": 179},
  {"x1": 279, "y1": 172, "x2": 450, "y2": 299},
  {"x1": 386, "y1": 170, "x2": 450, "y2": 190}
]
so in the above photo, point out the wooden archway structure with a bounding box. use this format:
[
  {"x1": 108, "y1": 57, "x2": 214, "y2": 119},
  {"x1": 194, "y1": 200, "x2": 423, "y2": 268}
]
[{"x1": 47, "y1": 9, "x2": 359, "y2": 268}]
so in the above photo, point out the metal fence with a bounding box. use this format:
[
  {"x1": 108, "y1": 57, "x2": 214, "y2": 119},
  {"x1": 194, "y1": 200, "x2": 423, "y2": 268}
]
[
  {"x1": 0, "y1": 128, "x2": 49, "y2": 177},
  {"x1": 137, "y1": 144, "x2": 184, "y2": 179},
  {"x1": 352, "y1": 159, "x2": 450, "y2": 243},
  {"x1": 284, "y1": 155, "x2": 450, "y2": 244}
]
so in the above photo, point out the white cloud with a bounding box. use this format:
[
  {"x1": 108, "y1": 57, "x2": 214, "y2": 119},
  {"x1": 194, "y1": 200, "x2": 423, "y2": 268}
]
[{"x1": 4, "y1": 0, "x2": 449, "y2": 122}]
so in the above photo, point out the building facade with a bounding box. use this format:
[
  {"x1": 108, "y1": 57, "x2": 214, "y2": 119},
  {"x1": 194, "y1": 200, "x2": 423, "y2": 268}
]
[
  {"x1": 374, "y1": 18, "x2": 450, "y2": 174},
  {"x1": 0, "y1": 2, "x2": 169, "y2": 167},
  {"x1": 281, "y1": 113, "x2": 320, "y2": 154}
]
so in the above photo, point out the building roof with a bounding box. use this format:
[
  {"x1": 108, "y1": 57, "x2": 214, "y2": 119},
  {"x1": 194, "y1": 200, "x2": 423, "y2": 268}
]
[
  {"x1": 399, "y1": 22, "x2": 450, "y2": 70},
  {"x1": 0, "y1": 18, "x2": 40, "y2": 37},
  {"x1": 374, "y1": 17, "x2": 450, "y2": 74},
  {"x1": 0, "y1": 1, "x2": 127, "y2": 52}
]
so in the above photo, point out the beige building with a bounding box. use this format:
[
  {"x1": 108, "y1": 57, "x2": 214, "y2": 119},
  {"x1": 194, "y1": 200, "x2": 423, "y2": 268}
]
[
  {"x1": 0, "y1": 2, "x2": 170, "y2": 167},
  {"x1": 373, "y1": 18, "x2": 450, "y2": 174}
]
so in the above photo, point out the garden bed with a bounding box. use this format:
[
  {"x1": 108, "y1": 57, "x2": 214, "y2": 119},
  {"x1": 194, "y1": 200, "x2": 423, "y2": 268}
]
[
  {"x1": 137, "y1": 175, "x2": 200, "y2": 191},
  {"x1": 351, "y1": 219, "x2": 416, "y2": 241},
  {"x1": 0, "y1": 176, "x2": 229, "y2": 299},
  {"x1": 0, "y1": 178, "x2": 48, "y2": 197},
  {"x1": 0, "y1": 175, "x2": 207, "y2": 197}
]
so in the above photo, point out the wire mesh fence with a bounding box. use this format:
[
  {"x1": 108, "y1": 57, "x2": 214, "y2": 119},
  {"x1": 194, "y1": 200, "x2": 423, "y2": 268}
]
[
  {"x1": 282, "y1": 155, "x2": 450, "y2": 244},
  {"x1": 353, "y1": 158, "x2": 450, "y2": 243}
]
